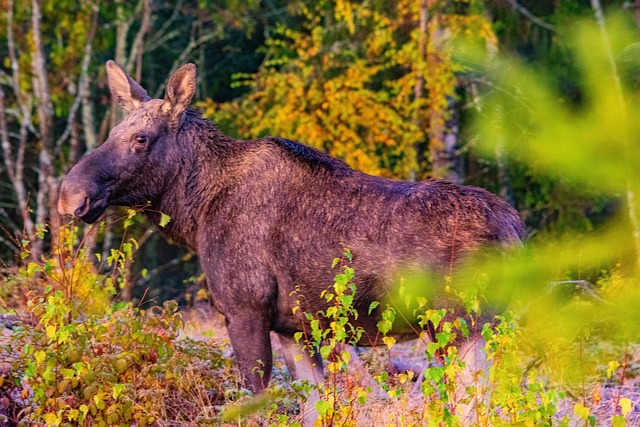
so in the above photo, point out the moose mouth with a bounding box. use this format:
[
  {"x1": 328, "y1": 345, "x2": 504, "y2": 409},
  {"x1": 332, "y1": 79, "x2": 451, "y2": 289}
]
[
  {"x1": 77, "y1": 198, "x2": 108, "y2": 224},
  {"x1": 59, "y1": 193, "x2": 109, "y2": 224}
]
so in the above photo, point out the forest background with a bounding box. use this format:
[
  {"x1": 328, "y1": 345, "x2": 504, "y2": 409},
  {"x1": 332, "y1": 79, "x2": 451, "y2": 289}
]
[
  {"x1": 2, "y1": 0, "x2": 635, "y2": 303},
  {"x1": 2, "y1": 0, "x2": 640, "y2": 425}
]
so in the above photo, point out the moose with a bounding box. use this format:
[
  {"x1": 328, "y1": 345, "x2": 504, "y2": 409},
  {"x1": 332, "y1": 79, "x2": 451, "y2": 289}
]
[{"x1": 59, "y1": 61, "x2": 526, "y2": 424}]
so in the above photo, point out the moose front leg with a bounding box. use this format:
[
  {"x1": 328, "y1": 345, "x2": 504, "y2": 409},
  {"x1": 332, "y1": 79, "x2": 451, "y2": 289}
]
[{"x1": 226, "y1": 316, "x2": 273, "y2": 392}]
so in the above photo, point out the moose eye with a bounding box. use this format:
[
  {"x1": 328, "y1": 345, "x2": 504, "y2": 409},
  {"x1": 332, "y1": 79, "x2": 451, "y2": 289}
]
[{"x1": 135, "y1": 135, "x2": 148, "y2": 145}]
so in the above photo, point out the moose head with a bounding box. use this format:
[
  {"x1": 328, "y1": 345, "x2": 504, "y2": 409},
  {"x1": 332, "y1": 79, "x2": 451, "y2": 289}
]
[{"x1": 58, "y1": 61, "x2": 196, "y2": 223}]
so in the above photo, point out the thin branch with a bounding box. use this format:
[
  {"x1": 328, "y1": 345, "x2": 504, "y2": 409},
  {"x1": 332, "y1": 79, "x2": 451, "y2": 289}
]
[
  {"x1": 548, "y1": 280, "x2": 611, "y2": 305},
  {"x1": 128, "y1": 0, "x2": 152, "y2": 81},
  {"x1": 0, "y1": 232, "x2": 19, "y2": 253},
  {"x1": 153, "y1": 30, "x2": 218, "y2": 98},
  {"x1": 510, "y1": 0, "x2": 555, "y2": 31},
  {"x1": 145, "y1": 29, "x2": 182, "y2": 54},
  {"x1": 0, "y1": 89, "x2": 16, "y2": 184},
  {"x1": 0, "y1": 207, "x2": 21, "y2": 236},
  {"x1": 145, "y1": 0, "x2": 183, "y2": 52},
  {"x1": 135, "y1": 256, "x2": 184, "y2": 288}
]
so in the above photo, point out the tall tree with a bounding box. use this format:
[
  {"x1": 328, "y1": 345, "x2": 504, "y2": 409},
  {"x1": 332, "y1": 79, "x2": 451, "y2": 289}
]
[{"x1": 207, "y1": 0, "x2": 496, "y2": 181}]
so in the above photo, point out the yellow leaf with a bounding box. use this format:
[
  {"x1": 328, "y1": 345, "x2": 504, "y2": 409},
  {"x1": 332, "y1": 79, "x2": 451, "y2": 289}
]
[
  {"x1": 67, "y1": 409, "x2": 79, "y2": 421},
  {"x1": 620, "y1": 398, "x2": 632, "y2": 416},
  {"x1": 46, "y1": 325, "x2": 56, "y2": 339},
  {"x1": 35, "y1": 350, "x2": 46, "y2": 365},
  {"x1": 328, "y1": 361, "x2": 341, "y2": 373},
  {"x1": 382, "y1": 335, "x2": 396, "y2": 350},
  {"x1": 43, "y1": 412, "x2": 60, "y2": 426},
  {"x1": 573, "y1": 403, "x2": 590, "y2": 420}
]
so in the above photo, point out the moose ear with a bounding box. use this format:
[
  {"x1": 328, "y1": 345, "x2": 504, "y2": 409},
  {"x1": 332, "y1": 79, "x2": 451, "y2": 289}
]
[
  {"x1": 106, "y1": 60, "x2": 150, "y2": 111},
  {"x1": 162, "y1": 63, "x2": 196, "y2": 123}
]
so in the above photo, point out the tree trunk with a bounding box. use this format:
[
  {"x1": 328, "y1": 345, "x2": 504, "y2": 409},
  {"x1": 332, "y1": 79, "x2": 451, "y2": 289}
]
[
  {"x1": 31, "y1": 0, "x2": 58, "y2": 258},
  {"x1": 410, "y1": 0, "x2": 429, "y2": 182},
  {"x1": 425, "y1": 1, "x2": 462, "y2": 183}
]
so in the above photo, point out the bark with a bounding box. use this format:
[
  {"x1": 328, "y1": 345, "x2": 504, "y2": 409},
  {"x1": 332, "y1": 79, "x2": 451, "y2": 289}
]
[
  {"x1": 410, "y1": 0, "x2": 429, "y2": 182},
  {"x1": 441, "y1": 100, "x2": 463, "y2": 184},
  {"x1": 81, "y1": 2, "x2": 100, "y2": 153},
  {"x1": 32, "y1": 0, "x2": 58, "y2": 258},
  {"x1": 111, "y1": 0, "x2": 132, "y2": 128},
  {"x1": 4, "y1": 0, "x2": 35, "y2": 243},
  {"x1": 425, "y1": 1, "x2": 462, "y2": 183},
  {"x1": 56, "y1": 1, "x2": 100, "y2": 160},
  {"x1": 128, "y1": 0, "x2": 152, "y2": 82}
]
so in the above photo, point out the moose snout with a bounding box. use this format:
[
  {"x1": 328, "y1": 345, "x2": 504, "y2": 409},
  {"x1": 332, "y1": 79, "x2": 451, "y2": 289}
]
[{"x1": 58, "y1": 180, "x2": 90, "y2": 217}]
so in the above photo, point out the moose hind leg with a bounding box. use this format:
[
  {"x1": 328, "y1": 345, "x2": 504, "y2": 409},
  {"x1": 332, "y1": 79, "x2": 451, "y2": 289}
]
[
  {"x1": 226, "y1": 317, "x2": 273, "y2": 392},
  {"x1": 455, "y1": 334, "x2": 490, "y2": 424},
  {"x1": 277, "y1": 334, "x2": 324, "y2": 427}
]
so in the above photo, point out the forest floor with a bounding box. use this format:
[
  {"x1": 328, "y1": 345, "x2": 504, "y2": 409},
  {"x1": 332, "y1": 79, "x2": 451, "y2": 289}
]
[
  {"x1": 181, "y1": 307, "x2": 640, "y2": 426},
  {"x1": 2, "y1": 308, "x2": 640, "y2": 426}
]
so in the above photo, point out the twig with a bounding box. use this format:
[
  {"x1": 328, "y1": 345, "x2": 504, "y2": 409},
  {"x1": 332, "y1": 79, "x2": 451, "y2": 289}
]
[
  {"x1": 145, "y1": 0, "x2": 183, "y2": 52},
  {"x1": 128, "y1": 0, "x2": 152, "y2": 81},
  {"x1": 153, "y1": 29, "x2": 218, "y2": 98},
  {"x1": 510, "y1": 0, "x2": 555, "y2": 31},
  {"x1": 548, "y1": 280, "x2": 611, "y2": 304}
]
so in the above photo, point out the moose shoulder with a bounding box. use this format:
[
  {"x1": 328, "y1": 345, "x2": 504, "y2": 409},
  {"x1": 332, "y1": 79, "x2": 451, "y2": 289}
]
[{"x1": 59, "y1": 61, "x2": 525, "y2": 421}]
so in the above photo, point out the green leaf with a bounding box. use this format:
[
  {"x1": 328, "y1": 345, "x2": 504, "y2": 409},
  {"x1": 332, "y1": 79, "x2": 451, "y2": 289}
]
[
  {"x1": 113, "y1": 301, "x2": 128, "y2": 312},
  {"x1": 315, "y1": 399, "x2": 331, "y2": 416},
  {"x1": 368, "y1": 301, "x2": 379, "y2": 314},
  {"x1": 113, "y1": 383, "x2": 125, "y2": 400},
  {"x1": 27, "y1": 262, "x2": 41, "y2": 277},
  {"x1": 159, "y1": 213, "x2": 171, "y2": 228},
  {"x1": 612, "y1": 415, "x2": 626, "y2": 427},
  {"x1": 25, "y1": 362, "x2": 35, "y2": 378},
  {"x1": 43, "y1": 260, "x2": 53, "y2": 274}
]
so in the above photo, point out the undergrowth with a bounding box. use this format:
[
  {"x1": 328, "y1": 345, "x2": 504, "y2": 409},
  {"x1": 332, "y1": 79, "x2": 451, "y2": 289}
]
[{"x1": 1, "y1": 224, "x2": 639, "y2": 426}]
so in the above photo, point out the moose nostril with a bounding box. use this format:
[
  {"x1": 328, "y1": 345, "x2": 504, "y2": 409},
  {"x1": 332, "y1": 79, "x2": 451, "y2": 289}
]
[{"x1": 74, "y1": 197, "x2": 90, "y2": 217}]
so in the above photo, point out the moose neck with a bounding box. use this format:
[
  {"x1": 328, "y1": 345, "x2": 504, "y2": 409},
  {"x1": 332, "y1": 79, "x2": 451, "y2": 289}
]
[{"x1": 144, "y1": 110, "x2": 240, "y2": 249}]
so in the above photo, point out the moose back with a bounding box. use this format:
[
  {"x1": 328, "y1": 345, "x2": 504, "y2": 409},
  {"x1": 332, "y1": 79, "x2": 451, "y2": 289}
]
[{"x1": 59, "y1": 61, "x2": 525, "y2": 411}]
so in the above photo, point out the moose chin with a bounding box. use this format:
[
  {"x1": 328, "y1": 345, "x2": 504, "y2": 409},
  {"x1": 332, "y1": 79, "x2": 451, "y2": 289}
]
[{"x1": 59, "y1": 60, "x2": 525, "y2": 426}]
